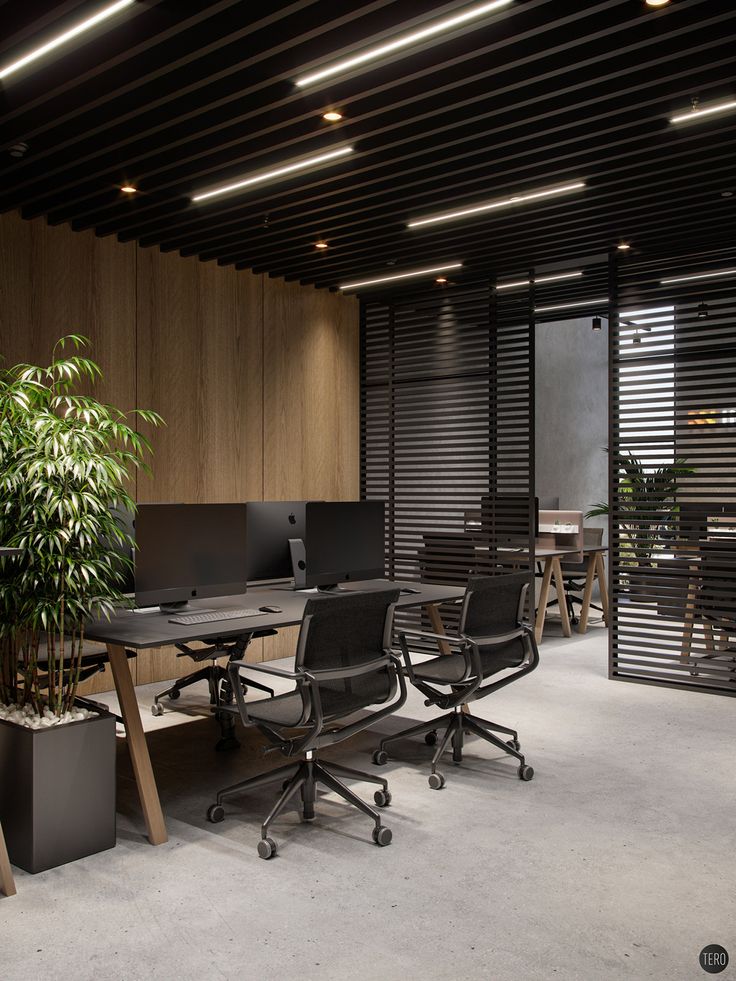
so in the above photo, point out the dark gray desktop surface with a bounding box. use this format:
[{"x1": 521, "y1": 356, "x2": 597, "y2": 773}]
[
  {"x1": 86, "y1": 580, "x2": 465, "y2": 649},
  {"x1": 0, "y1": 547, "x2": 23, "y2": 557}
]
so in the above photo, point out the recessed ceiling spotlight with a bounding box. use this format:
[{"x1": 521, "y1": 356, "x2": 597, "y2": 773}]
[
  {"x1": 697, "y1": 301, "x2": 709, "y2": 320},
  {"x1": 295, "y1": 0, "x2": 513, "y2": 88},
  {"x1": 0, "y1": 0, "x2": 135, "y2": 81},
  {"x1": 322, "y1": 111, "x2": 343, "y2": 122},
  {"x1": 191, "y1": 146, "x2": 354, "y2": 203},
  {"x1": 408, "y1": 182, "x2": 585, "y2": 229},
  {"x1": 592, "y1": 316, "x2": 603, "y2": 332},
  {"x1": 120, "y1": 184, "x2": 137, "y2": 194},
  {"x1": 721, "y1": 190, "x2": 734, "y2": 198},
  {"x1": 436, "y1": 276, "x2": 448, "y2": 284},
  {"x1": 8, "y1": 142, "x2": 29, "y2": 158},
  {"x1": 645, "y1": 0, "x2": 671, "y2": 7},
  {"x1": 340, "y1": 262, "x2": 463, "y2": 291},
  {"x1": 315, "y1": 240, "x2": 329, "y2": 249},
  {"x1": 670, "y1": 98, "x2": 736, "y2": 125},
  {"x1": 617, "y1": 242, "x2": 631, "y2": 251}
]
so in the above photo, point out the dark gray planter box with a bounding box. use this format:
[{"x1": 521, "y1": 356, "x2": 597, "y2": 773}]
[{"x1": 0, "y1": 709, "x2": 116, "y2": 874}]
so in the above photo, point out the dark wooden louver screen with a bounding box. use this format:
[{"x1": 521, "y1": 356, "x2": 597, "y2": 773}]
[
  {"x1": 361, "y1": 279, "x2": 534, "y2": 643},
  {"x1": 611, "y1": 248, "x2": 736, "y2": 695}
]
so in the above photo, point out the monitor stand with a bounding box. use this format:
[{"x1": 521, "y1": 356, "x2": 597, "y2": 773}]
[{"x1": 133, "y1": 601, "x2": 215, "y2": 615}]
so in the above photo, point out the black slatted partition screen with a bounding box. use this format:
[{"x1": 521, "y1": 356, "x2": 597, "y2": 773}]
[
  {"x1": 611, "y1": 248, "x2": 736, "y2": 695},
  {"x1": 361, "y1": 279, "x2": 534, "y2": 643}
]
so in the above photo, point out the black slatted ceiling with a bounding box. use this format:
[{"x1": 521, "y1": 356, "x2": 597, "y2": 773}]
[
  {"x1": 611, "y1": 246, "x2": 736, "y2": 696},
  {"x1": 1, "y1": 0, "x2": 734, "y2": 290}
]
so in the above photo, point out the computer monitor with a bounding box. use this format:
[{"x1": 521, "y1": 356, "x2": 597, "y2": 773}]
[
  {"x1": 245, "y1": 501, "x2": 307, "y2": 583},
  {"x1": 302, "y1": 501, "x2": 385, "y2": 589},
  {"x1": 134, "y1": 503, "x2": 248, "y2": 612}
]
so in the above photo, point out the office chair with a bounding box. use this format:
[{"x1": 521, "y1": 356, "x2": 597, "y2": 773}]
[
  {"x1": 373, "y1": 572, "x2": 538, "y2": 789},
  {"x1": 33, "y1": 643, "x2": 137, "y2": 724},
  {"x1": 151, "y1": 631, "x2": 278, "y2": 750},
  {"x1": 549, "y1": 527, "x2": 605, "y2": 626},
  {"x1": 690, "y1": 541, "x2": 736, "y2": 678},
  {"x1": 207, "y1": 590, "x2": 406, "y2": 858}
]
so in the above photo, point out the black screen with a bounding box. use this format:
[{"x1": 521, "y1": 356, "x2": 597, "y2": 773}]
[
  {"x1": 305, "y1": 502, "x2": 385, "y2": 587},
  {"x1": 135, "y1": 504, "x2": 248, "y2": 606},
  {"x1": 245, "y1": 501, "x2": 306, "y2": 582}
]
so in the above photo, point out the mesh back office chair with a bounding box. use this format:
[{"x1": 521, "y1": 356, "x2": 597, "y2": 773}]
[
  {"x1": 373, "y1": 573, "x2": 539, "y2": 789},
  {"x1": 207, "y1": 590, "x2": 406, "y2": 859},
  {"x1": 691, "y1": 542, "x2": 736, "y2": 678},
  {"x1": 551, "y1": 527, "x2": 605, "y2": 625}
]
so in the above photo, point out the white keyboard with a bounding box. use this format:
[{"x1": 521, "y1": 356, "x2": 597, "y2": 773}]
[{"x1": 168, "y1": 608, "x2": 262, "y2": 625}]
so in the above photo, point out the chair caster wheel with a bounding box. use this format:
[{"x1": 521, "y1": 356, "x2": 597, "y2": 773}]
[
  {"x1": 258, "y1": 837, "x2": 278, "y2": 860},
  {"x1": 374, "y1": 789, "x2": 392, "y2": 807},
  {"x1": 168, "y1": 689, "x2": 180, "y2": 701},
  {"x1": 428, "y1": 772, "x2": 446, "y2": 790},
  {"x1": 151, "y1": 703, "x2": 164, "y2": 717},
  {"x1": 372, "y1": 826, "x2": 392, "y2": 846},
  {"x1": 372, "y1": 749, "x2": 388, "y2": 766},
  {"x1": 506, "y1": 738, "x2": 521, "y2": 751},
  {"x1": 207, "y1": 804, "x2": 225, "y2": 823},
  {"x1": 518, "y1": 764, "x2": 534, "y2": 781},
  {"x1": 424, "y1": 731, "x2": 438, "y2": 746}
]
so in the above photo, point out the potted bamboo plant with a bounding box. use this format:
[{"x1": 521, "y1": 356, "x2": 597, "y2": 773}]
[{"x1": 0, "y1": 336, "x2": 161, "y2": 873}]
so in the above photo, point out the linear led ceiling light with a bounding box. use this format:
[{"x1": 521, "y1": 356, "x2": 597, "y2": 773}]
[
  {"x1": 496, "y1": 271, "x2": 583, "y2": 290},
  {"x1": 0, "y1": 0, "x2": 135, "y2": 81},
  {"x1": 295, "y1": 0, "x2": 513, "y2": 88},
  {"x1": 408, "y1": 182, "x2": 585, "y2": 229},
  {"x1": 340, "y1": 263, "x2": 463, "y2": 291},
  {"x1": 660, "y1": 267, "x2": 736, "y2": 285},
  {"x1": 535, "y1": 297, "x2": 608, "y2": 313},
  {"x1": 191, "y1": 146, "x2": 353, "y2": 203},
  {"x1": 670, "y1": 99, "x2": 736, "y2": 124}
]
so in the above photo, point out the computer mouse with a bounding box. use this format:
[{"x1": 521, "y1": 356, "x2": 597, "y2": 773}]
[{"x1": 259, "y1": 605, "x2": 283, "y2": 614}]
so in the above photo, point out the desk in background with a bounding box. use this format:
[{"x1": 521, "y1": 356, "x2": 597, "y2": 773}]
[{"x1": 86, "y1": 579, "x2": 465, "y2": 846}]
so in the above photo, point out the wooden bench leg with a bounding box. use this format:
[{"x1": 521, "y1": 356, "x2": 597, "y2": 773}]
[
  {"x1": 578, "y1": 558, "x2": 597, "y2": 634},
  {"x1": 0, "y1": 821, "x2": 16, "y2": 897},
  {"x1": 535, "y1": 559, "x2": 554, "y2": 644},
  {"x1": 107, "y1": 644, "x2": 168, "y2": 845}
]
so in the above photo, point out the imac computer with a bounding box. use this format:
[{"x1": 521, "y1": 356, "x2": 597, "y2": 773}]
[
  {"x1": 295, "y1": 501, "x2": 386, "y2": 590},
  {"x1": 134, "y1": 503, "x2": 249, "y2": 612},
  {"x1": 245, "y1": 501, "x2": 307, "y2": 583}
]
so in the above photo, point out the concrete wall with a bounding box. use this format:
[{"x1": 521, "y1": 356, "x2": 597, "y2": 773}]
[{"x1": 535, "y1": 316, "x2": 608, "y2": 538}]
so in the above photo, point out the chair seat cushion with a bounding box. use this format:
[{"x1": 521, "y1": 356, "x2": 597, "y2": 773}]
[
  {"x1": 412, "y1": 638, "x2": 527, "y2": 685},
  {"x1": 246, "y1": 682, "x2": 387, "y2": 729}
]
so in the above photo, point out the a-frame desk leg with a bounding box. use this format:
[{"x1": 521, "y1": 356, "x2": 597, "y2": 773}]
[
  {"x1": 0, "y1": 820, "x2": 16, "y2": 897},
  {"x1": 107, "y1": 644, "x2": 168, "y2": 845}
]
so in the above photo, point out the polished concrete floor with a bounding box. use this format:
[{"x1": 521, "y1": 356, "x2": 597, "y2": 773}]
[{"x1": 2, "y1": 621, "x2": 734, "y2": 981}]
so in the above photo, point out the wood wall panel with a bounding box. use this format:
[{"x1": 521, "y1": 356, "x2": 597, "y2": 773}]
[
  {"x1": 0, "y1": 212, "x2": 360, "y2": 686},
  {"x1": 262, "y1": 278, "x2": 360, "y2": 659}
]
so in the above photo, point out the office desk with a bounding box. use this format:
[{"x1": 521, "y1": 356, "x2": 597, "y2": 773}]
[
  {"x1": 507, "y1": 544, "x2": 608, "y2": 643},
  {"x1": 86, "y1": 580, "x2": 465, "y2": 845}
]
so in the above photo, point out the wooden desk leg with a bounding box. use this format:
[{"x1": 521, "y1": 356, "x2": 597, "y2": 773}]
[
  {"x1": 107, "y1": 644, "x2": 168, "y2": 846},
  {"x1": 0, "y1": 821, "x2": 16, "y2": 897},
  {"x1": 535, "y1": 559, "x2": 554, "y2": 644},
  {"x1": 552, "y1": 558, "x2": 572, "y2": 637},
  {"x1": 425, "y1": 603, "x2": 451, "y2": 655},
  {"x1": 578, "y1": 558, "x2": 597, "y2": 634},
  {"x1": 595, "y1": 553, "x2": 610, "y2": 626},
  {"x1": 680, "y1": 564, "x2": 698, "y2": 659}
]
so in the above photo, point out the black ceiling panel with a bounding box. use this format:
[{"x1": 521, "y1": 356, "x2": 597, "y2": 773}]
[{"x1": 1, "y1": 0, "x2": 734, "y2": 293}]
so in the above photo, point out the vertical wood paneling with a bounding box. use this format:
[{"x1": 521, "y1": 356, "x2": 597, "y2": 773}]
[
  {"x1": 0, "y1": 212, "x2": 360, "y2": 685},
  {"x1": 262, "y1": 277, "x2": 360, "y2": 659}
]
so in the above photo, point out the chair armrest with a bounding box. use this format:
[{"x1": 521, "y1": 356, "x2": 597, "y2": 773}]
[
  {"x1": 228, "y1": 659, "x2": 305, "y2": 680},
  {"x1": 398, "y1": 628, "x2": 467, "y2": 647},
  {"x1": 465, "y1": 626, "x2": 529, "y2": 646},
  {"x1": 307, "y1": 655, "x2": 394, "y2": 683}
]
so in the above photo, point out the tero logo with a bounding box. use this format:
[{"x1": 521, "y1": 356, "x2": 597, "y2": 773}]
[{"x1": 699, "y1": 945, "x2": 729, "y2": 974}]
